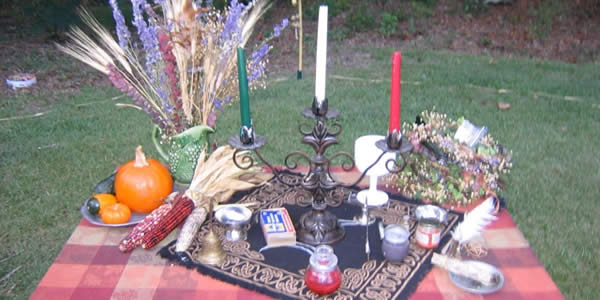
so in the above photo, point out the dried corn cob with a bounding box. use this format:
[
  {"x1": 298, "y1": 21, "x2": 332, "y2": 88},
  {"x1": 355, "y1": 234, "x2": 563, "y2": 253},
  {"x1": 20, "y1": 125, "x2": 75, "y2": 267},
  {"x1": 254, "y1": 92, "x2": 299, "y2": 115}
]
[
  {"x1": 119, "y1": 192, "x2": 180, "y2": 251},
  {"x1": 175, "y1": 206, "x2": 208, "y2": 252},
  {"x1": 141, "y1": 194, "x2": 195, "y2": 249},
  {"x1": 119, "y1": 201, "x2": 173, "y2": 252}
]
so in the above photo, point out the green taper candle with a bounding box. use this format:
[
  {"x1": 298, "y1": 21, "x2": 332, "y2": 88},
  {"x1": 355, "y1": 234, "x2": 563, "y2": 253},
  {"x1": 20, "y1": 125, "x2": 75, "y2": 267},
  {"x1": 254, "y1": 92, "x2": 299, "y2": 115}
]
[{"x1": 237, "y1": 48, "x2": 251, "y2": 128}]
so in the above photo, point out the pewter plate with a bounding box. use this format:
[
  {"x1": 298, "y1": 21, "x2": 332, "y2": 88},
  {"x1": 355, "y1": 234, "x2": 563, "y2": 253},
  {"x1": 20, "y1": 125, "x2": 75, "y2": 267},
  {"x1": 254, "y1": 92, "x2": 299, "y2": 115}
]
[
  {"x1": 449, "y1": 260, "x2": 504, "y2": 294},
  {"x1": 80, "y1": 203, "x2": 146, "y2": 227}
]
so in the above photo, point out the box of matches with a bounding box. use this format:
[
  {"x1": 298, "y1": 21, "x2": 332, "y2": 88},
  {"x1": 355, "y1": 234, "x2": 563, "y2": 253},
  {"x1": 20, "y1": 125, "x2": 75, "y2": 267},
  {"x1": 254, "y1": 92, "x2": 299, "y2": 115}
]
[{"x1": 259, "y1": 207, "x2": 296, "y2": 247}]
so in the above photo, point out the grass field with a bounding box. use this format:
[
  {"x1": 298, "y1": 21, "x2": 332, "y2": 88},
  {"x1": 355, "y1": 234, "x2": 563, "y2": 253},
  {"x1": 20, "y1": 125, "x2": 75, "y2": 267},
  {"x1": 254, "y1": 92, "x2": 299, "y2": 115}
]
[{"x1": 1, "y1": 46, "x2": 599, "y2": 299}]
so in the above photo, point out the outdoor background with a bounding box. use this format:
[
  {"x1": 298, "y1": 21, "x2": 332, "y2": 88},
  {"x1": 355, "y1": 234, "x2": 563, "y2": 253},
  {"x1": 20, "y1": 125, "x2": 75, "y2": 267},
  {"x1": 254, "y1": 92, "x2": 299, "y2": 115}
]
[{"x1": 1, "y1": 0, "x2": 599, "y2": 299}]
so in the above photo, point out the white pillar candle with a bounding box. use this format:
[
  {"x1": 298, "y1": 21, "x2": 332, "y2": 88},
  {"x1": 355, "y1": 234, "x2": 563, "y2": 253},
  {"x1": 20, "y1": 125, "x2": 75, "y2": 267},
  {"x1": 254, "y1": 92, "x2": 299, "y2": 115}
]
[{"x1": 314, "y1": 5, "x2": 328, "y2": 104}]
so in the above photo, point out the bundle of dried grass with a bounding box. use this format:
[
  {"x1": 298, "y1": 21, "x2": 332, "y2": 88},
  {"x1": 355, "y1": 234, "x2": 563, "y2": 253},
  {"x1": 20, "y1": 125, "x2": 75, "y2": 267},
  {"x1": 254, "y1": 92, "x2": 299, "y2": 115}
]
[{"x1": 175, "y1": 145, "x2": 271, "y2": 251}]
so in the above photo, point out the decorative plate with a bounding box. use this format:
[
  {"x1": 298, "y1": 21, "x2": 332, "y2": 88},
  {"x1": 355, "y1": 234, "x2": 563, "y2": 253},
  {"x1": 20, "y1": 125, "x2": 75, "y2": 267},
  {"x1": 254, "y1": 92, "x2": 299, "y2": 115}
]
[
  {"x1": 80, "y1": 203, "x2": 146, "y2": 227},
  {"x1": 6, "y1": 73, "x2": 37, "y2": 89},
  {"x1": 449, "y1": 260, "x2": 504, "y2": 294}
]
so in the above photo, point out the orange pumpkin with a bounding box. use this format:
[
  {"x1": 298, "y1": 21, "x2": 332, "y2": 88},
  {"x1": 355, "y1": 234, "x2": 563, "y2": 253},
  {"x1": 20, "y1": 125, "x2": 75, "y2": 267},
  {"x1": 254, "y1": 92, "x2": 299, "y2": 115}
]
[
  {"x1": 101, "y1": 203, "x2": 132, "y2": 224},
  {"x1": 115, "y1": 146, "x2": 173, "y2": 213}
]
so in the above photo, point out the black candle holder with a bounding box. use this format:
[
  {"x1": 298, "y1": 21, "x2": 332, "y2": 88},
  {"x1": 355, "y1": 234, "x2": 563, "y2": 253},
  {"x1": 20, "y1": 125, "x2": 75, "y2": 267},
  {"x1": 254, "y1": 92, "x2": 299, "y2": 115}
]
[
  {"x1": 228, "y1": 97, "x2": 413, "y2": 245},
  {"x1": 376, "y1": 132, "x2": 414, "y2": 173},
  {"x1": 239, "y1": 124, "x2": 256, "y2": 145}
]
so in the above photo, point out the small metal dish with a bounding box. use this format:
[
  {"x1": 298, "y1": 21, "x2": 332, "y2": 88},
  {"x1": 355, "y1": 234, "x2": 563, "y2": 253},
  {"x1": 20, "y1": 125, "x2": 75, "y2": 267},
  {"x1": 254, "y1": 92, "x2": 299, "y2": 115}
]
[
  {"x1": 414, "y1": 205, "x2": 447, "y2": 223},
  {"x1": 449, "y1": 260, "x2": 504, "y2": 294},
  {"x1": 215, "y1": 205, "x2": 252, "y2": 241}
]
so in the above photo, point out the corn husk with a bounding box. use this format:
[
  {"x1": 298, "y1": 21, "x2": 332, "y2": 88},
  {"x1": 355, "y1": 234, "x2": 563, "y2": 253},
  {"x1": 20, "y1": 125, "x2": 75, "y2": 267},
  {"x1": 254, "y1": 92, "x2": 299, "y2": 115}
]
[
  {"x1": 175, "y1": 145, "x2": 272, "y2": 251},
  {"x1": 175, "y1": 206, "x2": 207, "y2": 252},
  {"x1": 185, "y1": 145, "x2": 271, "y2": 207}
]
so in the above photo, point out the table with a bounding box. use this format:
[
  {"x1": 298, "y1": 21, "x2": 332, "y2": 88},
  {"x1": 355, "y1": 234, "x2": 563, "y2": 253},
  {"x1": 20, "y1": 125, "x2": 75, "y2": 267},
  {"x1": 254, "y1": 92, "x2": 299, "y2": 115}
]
[{"x1": 31, "y1": 170, "x2": 564, "y2": 300}]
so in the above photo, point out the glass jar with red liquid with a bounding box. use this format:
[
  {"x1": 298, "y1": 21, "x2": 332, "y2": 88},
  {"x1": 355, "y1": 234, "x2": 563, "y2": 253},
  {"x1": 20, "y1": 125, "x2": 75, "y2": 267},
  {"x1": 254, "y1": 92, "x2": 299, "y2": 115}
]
[{"x1": 304, "y1": 245, "x2": 342, "y2": 295}]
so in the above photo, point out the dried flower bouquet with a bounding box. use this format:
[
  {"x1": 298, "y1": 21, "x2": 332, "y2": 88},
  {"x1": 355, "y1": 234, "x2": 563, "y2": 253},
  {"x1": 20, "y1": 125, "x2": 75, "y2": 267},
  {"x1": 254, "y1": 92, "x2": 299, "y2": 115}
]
[
  {"x1": 389, "y1": 110, "x2": 513, "y2": 204},
  {"x1": 58, "y1": 0, "x2": 288, "y2": 137}
]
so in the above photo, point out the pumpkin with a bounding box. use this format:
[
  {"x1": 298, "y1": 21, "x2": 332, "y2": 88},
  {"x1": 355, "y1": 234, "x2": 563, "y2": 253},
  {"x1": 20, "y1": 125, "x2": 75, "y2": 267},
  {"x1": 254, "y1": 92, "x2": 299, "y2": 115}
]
[
  {"x1": 115, "y1": 146, "x2": 173, "y2": 213},
  {"x1": 101, "y1": 203, "x2": 131, "y2": 224},
  {"x1": 86, "y1": 193, "x2": 118, "y2": 216}
]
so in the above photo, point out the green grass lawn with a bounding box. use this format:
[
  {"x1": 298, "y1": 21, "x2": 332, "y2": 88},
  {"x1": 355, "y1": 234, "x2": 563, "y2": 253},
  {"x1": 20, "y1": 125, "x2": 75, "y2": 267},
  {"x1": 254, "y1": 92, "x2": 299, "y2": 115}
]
[{"x1": 1, "y1": 47, "x2": 599, "y2": 299}]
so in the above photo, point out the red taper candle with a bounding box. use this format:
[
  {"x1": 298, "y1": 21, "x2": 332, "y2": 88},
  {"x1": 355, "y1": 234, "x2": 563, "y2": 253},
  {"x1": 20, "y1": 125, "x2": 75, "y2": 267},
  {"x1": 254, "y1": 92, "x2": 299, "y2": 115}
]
[{"x1": 388, "y1": 52, "x2": 402, "y2": 133}]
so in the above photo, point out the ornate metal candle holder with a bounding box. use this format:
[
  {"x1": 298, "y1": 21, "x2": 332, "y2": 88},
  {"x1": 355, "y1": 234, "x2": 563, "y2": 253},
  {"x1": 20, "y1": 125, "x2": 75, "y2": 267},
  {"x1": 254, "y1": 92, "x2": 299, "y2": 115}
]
[{"x1": 228, "y1": 97, "x2": 413, "y2": 245}]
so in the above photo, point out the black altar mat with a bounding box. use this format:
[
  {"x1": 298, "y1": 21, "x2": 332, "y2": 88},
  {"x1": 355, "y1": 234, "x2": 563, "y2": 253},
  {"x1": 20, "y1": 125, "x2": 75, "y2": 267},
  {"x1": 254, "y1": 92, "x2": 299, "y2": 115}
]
[{"x1": 159, "y1": 172, "x2": 462, "y2": 300}]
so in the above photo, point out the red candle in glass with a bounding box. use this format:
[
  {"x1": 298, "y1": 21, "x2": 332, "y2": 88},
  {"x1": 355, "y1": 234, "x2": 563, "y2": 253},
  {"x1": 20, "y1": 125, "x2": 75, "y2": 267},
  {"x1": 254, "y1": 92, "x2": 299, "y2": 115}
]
[
  {"x1": 304, "y1": 245, "x2": 342, "y2": 295},
  {"x1": 388, "y1": 51, "x2": 402, "y2": 133}
]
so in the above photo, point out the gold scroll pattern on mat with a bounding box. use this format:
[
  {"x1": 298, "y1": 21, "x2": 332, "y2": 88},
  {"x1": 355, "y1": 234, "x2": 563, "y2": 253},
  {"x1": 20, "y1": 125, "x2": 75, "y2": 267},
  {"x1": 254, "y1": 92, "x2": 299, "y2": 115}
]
[{"x1": 168, "y1": 173, "x2": 461, "y2": 300}]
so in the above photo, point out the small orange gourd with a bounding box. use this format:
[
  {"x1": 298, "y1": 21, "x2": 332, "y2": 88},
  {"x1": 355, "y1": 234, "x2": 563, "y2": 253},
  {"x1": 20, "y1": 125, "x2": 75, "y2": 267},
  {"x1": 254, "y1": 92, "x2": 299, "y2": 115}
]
[
  {"x1": 86, "y1": 193, "x2": 118, "y2": 216},
  {"x1": 101, "y1": 203, "x2": 132, "y2": 224},
  {"x1": 115, "y1": 146, "x2": 173, "y2": 213}
]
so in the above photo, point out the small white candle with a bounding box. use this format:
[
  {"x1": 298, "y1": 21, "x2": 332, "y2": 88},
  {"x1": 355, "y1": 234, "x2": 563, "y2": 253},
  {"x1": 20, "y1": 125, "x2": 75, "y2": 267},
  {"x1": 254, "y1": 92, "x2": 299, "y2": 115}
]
[{"x1": 314, "y1": 5, "x2": 328, "y2": 104}]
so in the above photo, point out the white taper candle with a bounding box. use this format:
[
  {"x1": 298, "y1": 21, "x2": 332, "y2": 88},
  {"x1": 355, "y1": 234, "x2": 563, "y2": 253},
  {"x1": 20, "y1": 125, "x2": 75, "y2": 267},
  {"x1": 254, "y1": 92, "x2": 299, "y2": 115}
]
[{"x1": 314, "y1": 5, "x2": 328, "y2": 104}]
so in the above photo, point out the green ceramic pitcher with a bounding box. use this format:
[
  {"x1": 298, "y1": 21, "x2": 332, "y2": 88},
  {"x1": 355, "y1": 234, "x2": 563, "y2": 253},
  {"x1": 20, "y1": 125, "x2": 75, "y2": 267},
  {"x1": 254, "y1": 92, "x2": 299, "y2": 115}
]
[{"x1": 152, "y1": 125, "x2": 215, "y2": 184}]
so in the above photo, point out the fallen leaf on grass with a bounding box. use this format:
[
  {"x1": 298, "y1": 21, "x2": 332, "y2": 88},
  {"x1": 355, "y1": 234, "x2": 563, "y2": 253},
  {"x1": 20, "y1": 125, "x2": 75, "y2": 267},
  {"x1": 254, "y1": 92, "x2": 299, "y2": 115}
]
[
  {"x1": 563, "y1": 96, "x2": 582, "y2": 102},
  {"x1": 115, "y1": 103, "x2": 142, "y2": 110},
  {"x1": 497, "y1": 102, "x2": 511, "y2": 111}
]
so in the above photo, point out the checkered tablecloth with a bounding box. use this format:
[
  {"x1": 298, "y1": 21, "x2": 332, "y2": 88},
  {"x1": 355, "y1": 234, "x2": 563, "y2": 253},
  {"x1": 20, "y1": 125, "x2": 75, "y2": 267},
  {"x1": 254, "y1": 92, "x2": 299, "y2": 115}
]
[
  {"x1": 30, "y1": 209, "x2": 563, "y2": 300},
  {"x1": 30, "y1": 168, "x2": 563, "y2": 299}
]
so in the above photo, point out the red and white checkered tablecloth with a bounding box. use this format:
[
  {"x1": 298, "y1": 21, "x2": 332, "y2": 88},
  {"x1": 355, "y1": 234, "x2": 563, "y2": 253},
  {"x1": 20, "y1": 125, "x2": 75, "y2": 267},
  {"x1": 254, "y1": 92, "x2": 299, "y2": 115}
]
[
  {"x1": 30, "y1": 210, "x2": 564, "y2": 300},
  {"x1": 31, "y1": 168, "x2": 564, "y2": 299}
]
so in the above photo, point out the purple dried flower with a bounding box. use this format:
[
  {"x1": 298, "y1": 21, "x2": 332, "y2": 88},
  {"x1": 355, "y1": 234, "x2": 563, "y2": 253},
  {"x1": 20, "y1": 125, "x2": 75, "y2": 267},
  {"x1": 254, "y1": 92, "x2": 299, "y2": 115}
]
[
  {"x1": 156, "y1": 86, "x2": 174, "y2": 112},
  {"x1": 273, "y1": 18, "x2": 289, "y2": 38},
  {"x1": 158, "y1": 31, "x2": 183, "y2": 132},
  {"x1": 207, "y1": 110, "x2": 217, "y2": 127},
  {"x1": 131, "y1": 0, "x2": 161, "y2": 75},
  {"x1": 213, "y1": 98, "x2": 223, "y2": 110},
  {"x1": 248, "y1": 65, "x2": 265, "y2": 82},
  {"x1": 251, "y1": 43, "x2": 269, "y2": 60},
  {"x1": 439, "y1": 138, "x2": 455, "y2": 151},
  {"x1": 221, "y1": 0, "x2": 245, "y2": 42},
  {"x1": 247, "y1": 44, "x2": 269, "y2": 83},
  {"x1": 482, "y1": 156, "x2": 500, "y2": 166},
  {"x1": 212, "y1": 95, "x2": 232, "y2": 111},
  {"x1": 156, "y1": 85, "x2": 167, "y2": 99},
  {"x1": 109, "y1": 0, "x2": 131, "y2": 48}
]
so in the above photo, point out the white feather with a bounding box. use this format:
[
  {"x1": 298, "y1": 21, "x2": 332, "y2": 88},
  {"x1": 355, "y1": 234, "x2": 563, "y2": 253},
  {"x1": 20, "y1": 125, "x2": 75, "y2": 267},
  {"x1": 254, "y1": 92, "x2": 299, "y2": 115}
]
[{"x1": 452, "y1": 197, "x2": 498, "y2": 244}]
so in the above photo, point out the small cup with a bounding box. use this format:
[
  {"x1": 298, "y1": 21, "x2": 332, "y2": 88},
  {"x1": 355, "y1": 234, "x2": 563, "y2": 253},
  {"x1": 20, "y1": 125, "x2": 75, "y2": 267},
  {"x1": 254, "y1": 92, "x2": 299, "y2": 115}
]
[
  {"x1": 215, "y1": 205, "x2": 252, "y2": 242},
  {"x1": 382, "y1": 225, "x2": 409, "y2": 263}
]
